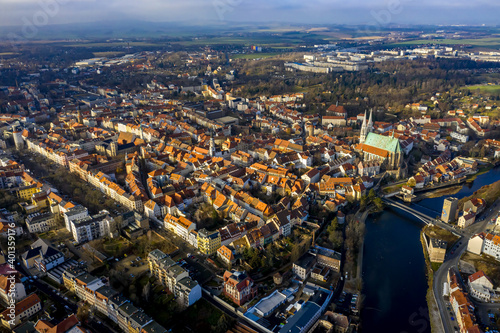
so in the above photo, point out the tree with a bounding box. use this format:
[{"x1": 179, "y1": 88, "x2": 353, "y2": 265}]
[
  {"x1": 373, "y1": 197, "x2": 385, "y2": 212},
  {"x1": 407, "y1": 177, "x2": 417, "y2": 187},
  {"x1": 76, "y1": 303, "x2": 90, "y2": 322},
  {"x1": 368, "y1": 189, "x2": 376, "y2": 201},
  {"x1": 215, "y1": 314, "x2": 231, "y2": 333}
]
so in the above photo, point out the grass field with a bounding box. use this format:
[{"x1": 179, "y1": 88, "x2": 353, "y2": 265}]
[
  {"x1": 389, "y1": 38, "x2": 500, "y2": 49},
  {"x1": 465, "y1": 84, "x2": 500, "y2": 93},
  {"x1": 230, "y1": 53, "x2": 280, "y2": 59}
]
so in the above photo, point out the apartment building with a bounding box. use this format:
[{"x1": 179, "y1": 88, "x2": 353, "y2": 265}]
[
  {"x1": 70, "y1": 212, "x2": 114, "y2": 244},
  {"x1": 197, "y1": 229, "x2": 221, "y2": 255},
  {"x1": 0, "y1": 293, "x2": 41, "y2": 329},
  {"x1": 148, "y1": 250, "x2": 201, "y2": 308},
  {"x1": 26, "y1": 212, "x2": 57, "y2": 234}
]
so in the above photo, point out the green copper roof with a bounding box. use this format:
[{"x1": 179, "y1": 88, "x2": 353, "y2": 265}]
[{"x1": 364, "y1": 133, "x2": 402, "y2": 153}]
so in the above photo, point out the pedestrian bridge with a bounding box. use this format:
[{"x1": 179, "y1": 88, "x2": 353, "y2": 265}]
[{"x1": 382, "y1": 197, "x2": 435, "y2": 224}]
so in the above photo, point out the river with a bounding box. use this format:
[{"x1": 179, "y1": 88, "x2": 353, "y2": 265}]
[{"x1": 361, "y1": 167, "x2": 500, "y2": 332}]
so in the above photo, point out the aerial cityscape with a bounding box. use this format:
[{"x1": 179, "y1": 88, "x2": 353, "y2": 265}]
[{"x1": 1, "y1": 1, "x2": 500, "y2": 333}]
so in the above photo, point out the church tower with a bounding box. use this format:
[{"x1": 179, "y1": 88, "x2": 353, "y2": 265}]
[
  {"x1": 360, "y1": 111, "x2": 368, "y2": 144},
  {"x1": 367, "y1": 109, "x2": 373, "y2": 133},
  {"x1": 360, "y1": 109, "x2": 374, "y2": 144}
]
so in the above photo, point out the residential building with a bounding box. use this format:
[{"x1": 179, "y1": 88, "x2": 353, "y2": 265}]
[
  {"x1": 468, "y1": 270, "x2": 493, "y2": 302},
  {"x1": 26, "y1": 212, "x2": 57, "y2": 234},
  {"x1": 293, "y1": 253, "x2": 316, "y2": 280},
  {"x1": 148, "y1": 250, "x2": 201, "y2": 308},
  {"x1": 197, "y1": 229, "x2": 221, "y2": 255},
  {"x1": 222, "y1": 270, "x2": 257, "y2": 306},
  {"x1": 0, "y1": 293, "x2": 41, "y2": 329}
]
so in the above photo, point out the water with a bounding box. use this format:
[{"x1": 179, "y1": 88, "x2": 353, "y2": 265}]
[{"x1": 361, "y1": 167, "x2": 500, "y2": 333}]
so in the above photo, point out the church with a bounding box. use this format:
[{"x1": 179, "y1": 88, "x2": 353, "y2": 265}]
[{"x1": 356, "y1": 110, "x2": 403, "y2": 170}]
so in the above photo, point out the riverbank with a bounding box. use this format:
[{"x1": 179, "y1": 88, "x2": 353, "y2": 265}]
[
  {"x1": 416, "y1": 185, "x2": 463, "y2": 201},
  {"x1": 466, "y1": 164, "x2": 493, "y2": 183},
  {"x1": 420, "y1": 231, "x2": 445, "y2": 333}
]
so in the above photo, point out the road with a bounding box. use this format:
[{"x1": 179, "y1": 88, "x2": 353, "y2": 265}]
[{"x1": 433, "y1": 199, "x2": 500, "y2": 333}]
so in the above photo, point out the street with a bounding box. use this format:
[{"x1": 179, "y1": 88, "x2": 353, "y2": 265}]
[{"x1": 433, "y1": 199, "x2": 500, "y2": 333}]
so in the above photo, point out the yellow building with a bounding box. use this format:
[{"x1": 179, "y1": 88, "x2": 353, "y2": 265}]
[
  {"x1": 16, "y1": 184, "x2": 41, "y2": 201},
  {"x1": 197, "y1": 229, "x2": 221, "y2": 255},
  {"x1": 428, "y1": 238, "x2": 447, "y2": 263}
]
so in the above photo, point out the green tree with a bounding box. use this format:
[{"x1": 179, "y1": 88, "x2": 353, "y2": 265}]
[
  {"x1": 215, "y1": 314, "x2": 231, "y2": 333},
  {"x1": 373, "y1": 197, "x2": 385, "y2": 212},
  {"x1": 368, "y1": 189, "x2": 377, "y2": 201},
  {"x1": 407, "y1": 177, "x2": 417, "y2": 187}
]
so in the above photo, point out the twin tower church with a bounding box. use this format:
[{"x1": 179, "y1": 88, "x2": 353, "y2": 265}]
[{"x1": 355, "y1": 110, "x2": 403, "y2": 170}]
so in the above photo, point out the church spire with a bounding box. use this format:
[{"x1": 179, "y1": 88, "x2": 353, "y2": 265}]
[
  {"x1": 360, "y1": 110, "x2": 368, "y2": 144},
  {"x1": 367, "y1": 108, "x2": 373, "y2": 132}
]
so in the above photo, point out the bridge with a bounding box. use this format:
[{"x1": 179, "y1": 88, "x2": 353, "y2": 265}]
[
  {"x1": 382, "y1": 197, "x2": 464, "y2": 237},
  {"x1": 382, "y1": 197, "x2": 435, "y2": 224}
]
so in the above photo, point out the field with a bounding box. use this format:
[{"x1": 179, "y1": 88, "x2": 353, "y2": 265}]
[
  {"x1": 465, "y1": 84, "x2": 500, "y2": 93},
  {"x1": 389, "y1": 37, "x2": 500, "y2": 49}
]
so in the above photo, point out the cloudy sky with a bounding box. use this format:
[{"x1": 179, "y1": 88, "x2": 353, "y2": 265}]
[{"x1": 0, "y1": 0, "x2": 498, "y2": 27}]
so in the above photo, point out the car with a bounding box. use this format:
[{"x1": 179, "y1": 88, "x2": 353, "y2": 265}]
[
  {"x1": 451, "y1": 317, "x2": 454, "y2": 321},
  {"x1": 115, "y1": 258, "x2": 119, "y2": 262}
]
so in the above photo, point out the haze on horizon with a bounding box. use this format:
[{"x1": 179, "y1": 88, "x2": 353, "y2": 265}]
[{"x1": 0, "y1": 0, "x2": 498, "y2": 28}]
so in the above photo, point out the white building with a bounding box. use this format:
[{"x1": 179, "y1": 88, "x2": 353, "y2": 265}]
[
  {"x1": 468, "y1": 270, "x2": 494, "y2": 302},
  {"x1": 63, "y1": 206, "x2": 89, "y2": 233}
]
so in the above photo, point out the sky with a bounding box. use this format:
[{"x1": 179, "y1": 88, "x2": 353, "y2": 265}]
[{"x1": 0, "y1": 0, "x2": 498, "y2": 28}]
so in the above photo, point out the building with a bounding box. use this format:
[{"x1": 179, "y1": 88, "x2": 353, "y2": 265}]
[
  {"x1": 197, "y1": 229, "x2": 221, "y2": 255},
  {"x1": 458, "y1": 212, "x2": 475, "y2": 229},
  {"x1": 0, "y1": 293, "x2": 41, "y2": 329},
  {"x1": 217, "y1": 245, "x2": 236, "y2": 266},
  {"x1": 313, "y1": 246, "x2": 341, "y2": 272},
  {"x1": 356, "y1": 132, "x2": 403, "y2": 170},
  {"x1": 482, "y1": 233, "x2": 500, "y2": 260},
  {"x1": 70, "y1": 211, "x2": 114, "y2": 244},
  {"x1": 441, "y1": 197, "x2": 459, "y2": 223},
  {"x1": 468, "y1": 270, "x2": 493, "y2": 302},
  {"x1": 21, "y1": 238, "x2": 65, "y2": 272},
  {"x1": 359, "y1": 110, "x2": 373, "y2": 144},
  {"x1": 0, "y1": 274, "x2": 26, "y2": 306},
  {"x1": 463, "y1": 198, "x2": 486, "y2": 215},
  {"x1": 34, "y1": 314, "x2": 91, "y2": 333},
  {"x1": 176, "y1": 277, "x2": 203, "y2": 308},
  {"x1": 222, "y1": 270, "x2": 257, "y2": 306},
  {"x1": 147, "y1": 250, "x2": 201, "y2": 308},
  {"x1": 26, "y1": 212, "x2": 57, "y2": 234},
  {"x1": 63, "y1": 206, "x2": 89, "y2": 233},
  {"x1": 293, "y1": 253, "x2": 316, "y2": 280},
  {"x1": 467, "y1": 233, "x2": 485, "y2": 255},
  {"x1": 428, "y1": 238, "x2": 447, "y2": 263}
]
